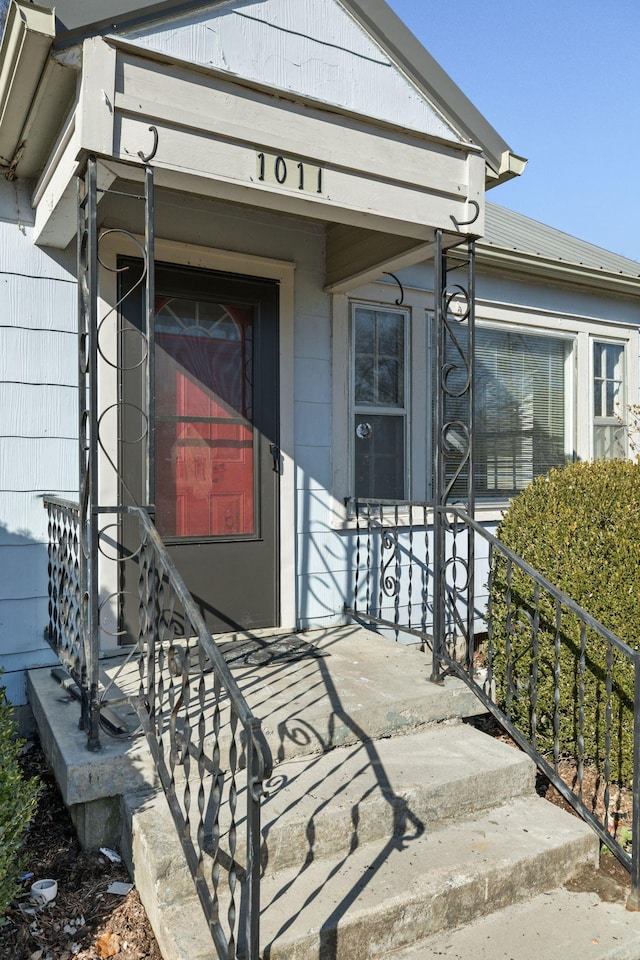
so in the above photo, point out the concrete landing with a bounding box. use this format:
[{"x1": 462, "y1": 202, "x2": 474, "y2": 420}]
[
  {"x1": 27, "y1": 626, "x2": 482, "y2": 848},
  {"x1": 394, "y1": 887, "x2": 640, "y2": 960}
]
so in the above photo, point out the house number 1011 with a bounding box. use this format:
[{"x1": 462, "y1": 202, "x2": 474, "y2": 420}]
[{"x1": 256, "y1": 151, "x2": 325, "y2": 195}]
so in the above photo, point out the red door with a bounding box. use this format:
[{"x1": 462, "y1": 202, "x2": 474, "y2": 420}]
[{"x1": 120, "y1": 261, "x2": 279, "y2": 634}]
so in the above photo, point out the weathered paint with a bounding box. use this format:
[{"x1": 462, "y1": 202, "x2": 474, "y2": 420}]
[{"x1": 122, "y1": 0, "x2": 460, "y2": 142}]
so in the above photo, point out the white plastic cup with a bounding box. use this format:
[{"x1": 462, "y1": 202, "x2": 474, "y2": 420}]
[{"x1": 31, "y1": 879, "x2": 58, "y2": 904}]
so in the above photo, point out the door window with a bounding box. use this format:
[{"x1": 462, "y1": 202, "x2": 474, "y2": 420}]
[{"x1": 154, "y1": 297, "x2": 256, "y2": 539}]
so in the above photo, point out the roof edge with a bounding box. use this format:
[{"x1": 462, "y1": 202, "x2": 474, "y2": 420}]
[
  {"x1": 476, "y1": 243, "x2": 640, "y2": 295},
  {"x1": 343, "y1": 0, "x2": 526, "y2": 183},
  {"x1": 0, "y1": 1, "x2": 55, "y2": 174}
]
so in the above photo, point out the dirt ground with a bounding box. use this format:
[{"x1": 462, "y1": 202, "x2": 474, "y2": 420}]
[{"x1": 0, "y1": 740, "x2": 162, "y2": 960}]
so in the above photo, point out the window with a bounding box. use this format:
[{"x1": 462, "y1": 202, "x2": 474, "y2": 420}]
[
  {"x1": 593, "y1": 341, "x2": 626, "y2": 459},
  {"x1": 474, "y1": 327, "x2": 571, "y2": 498},
  {"x1": 352, "y1": 304, "x2": 408, "y2": 499}
]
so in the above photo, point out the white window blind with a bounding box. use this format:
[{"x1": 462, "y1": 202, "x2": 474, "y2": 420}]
[{"x1": 474, "y1": 328, "x2": 568, "y2": 497}]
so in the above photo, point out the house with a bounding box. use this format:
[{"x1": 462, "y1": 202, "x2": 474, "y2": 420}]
[
  {"x1": 2, "y1": 1, "x2": 640, "y2": 957},
  {"x1": 0, "y1": 0, "x2": 527, "y2": 723}
]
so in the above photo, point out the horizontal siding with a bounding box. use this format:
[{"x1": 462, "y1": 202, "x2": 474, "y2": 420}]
[
  {"x1": 294, "y1": 357, "x2": 332, "y2": 404},
  {"x1": 0, "y1": 328, "x2": 76, "y2": 384},
  {"x1": 0, "y1": 437, "x2": 77, "y2": 491},
  {"x1": 294, "y1": 401, "x2": 331, "y2": 447},
  {"x1": 295, "y1": 446, "x2": 332, "y2": 491},
  {"x1": 123, "y1": 0, "x2": 459, "y2": 141},
  {"x1": 0, "y1": 597, "x2": 50, "y2": 656},
  {"x1": 0, "y1": 272, "x2": 77, "y2": 331},
  {"x1": 0, "y1": 383, "x2": 77, "y2": 438},
  {"x1": 0, "y1": 544, "x2": 48, "y2": 601},
  {"x1": 0, "y1": 493, "x2": 54, "y2": 544},
  {"x1": 0, "y1": 190, "x2": 78, "y2": 699}
]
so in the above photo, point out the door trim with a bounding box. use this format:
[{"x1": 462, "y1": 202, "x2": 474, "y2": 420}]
[{"x1": 97, "y1": 233, "x2": 296, "y2": 650}]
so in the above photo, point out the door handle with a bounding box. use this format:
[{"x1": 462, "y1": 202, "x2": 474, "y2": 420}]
[{"x1": 269, "y1": 443, "x2": 282, "y2": 474}]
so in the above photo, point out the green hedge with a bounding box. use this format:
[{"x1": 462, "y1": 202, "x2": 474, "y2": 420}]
[
  {"x1": 0, "y1": 680, "x2": 41, "y2": 915},
  {"x1": 490, "y1": 459, "x2": 640, "y2": 786}
]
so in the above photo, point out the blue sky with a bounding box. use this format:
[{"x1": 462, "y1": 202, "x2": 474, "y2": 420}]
[{"x1": 386, "y1": 1, "x2": 640, "y2": 263}]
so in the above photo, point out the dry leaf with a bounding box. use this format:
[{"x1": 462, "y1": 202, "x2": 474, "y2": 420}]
[{"x1": 96, "y1": 931, "x2": 122, "y2": 958}]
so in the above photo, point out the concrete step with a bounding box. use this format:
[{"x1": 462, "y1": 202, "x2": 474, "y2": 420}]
[
  {"x1": 260, "y1": 722, "x2": 535, "y2": 872},
  {"x1": 388, "y1": 887, "x2": 640, "y2": 960},
  {"x1": 123, "y1": 781, "x2": 598, "y2": 960},
  {"x1": 259, "y1": 795, "x2": 597, "y2": 960},
  {"x1": 220, "y1": 627, "x2": 484, "y2": 763}
]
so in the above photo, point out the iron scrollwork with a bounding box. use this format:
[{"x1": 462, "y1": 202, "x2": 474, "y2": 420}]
[{"x1": 381, "y1": 529, "x2": 400, "y2": 599}]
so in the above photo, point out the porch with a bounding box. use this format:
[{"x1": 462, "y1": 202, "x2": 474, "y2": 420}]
[{"x1": 29, "y1": 610, "x2": 640, "y2": 960}]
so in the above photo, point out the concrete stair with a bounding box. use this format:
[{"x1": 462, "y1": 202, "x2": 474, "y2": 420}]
[
  {"x1": 28, "y1": 628, "x2": 640, "y2": 958},
  {"x1": 117, "y1": 630, "x2": 640, "y2": 960}
]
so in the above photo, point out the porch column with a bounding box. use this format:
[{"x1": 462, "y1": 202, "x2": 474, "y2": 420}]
[{"x1": 432, "y1": 230, "x2": 476, "y2": 681}]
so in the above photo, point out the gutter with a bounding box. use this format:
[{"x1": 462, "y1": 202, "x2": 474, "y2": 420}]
[{"x1": 0, "y1": 1, "x2": 55, "y2": 177}]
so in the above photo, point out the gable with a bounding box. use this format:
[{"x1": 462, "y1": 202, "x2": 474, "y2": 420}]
[{"x1": 120, "y1": 0, "x2": 463, "y2": 142}]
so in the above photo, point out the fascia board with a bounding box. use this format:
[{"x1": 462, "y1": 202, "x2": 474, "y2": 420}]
[
  {"x1": 476, "y1": 244, "x2": 640, "y2": 296},
  {"x1": 343, "y1": 0, "x2": 526, "y2": 184},
  {"x1": 0, "y1": 1, "x2": 55, "y2": 170},
  {"x1": 105, "y1": 33, "x2": 485, "y2": 156}
]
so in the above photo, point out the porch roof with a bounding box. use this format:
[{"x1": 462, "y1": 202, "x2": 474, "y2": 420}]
[{"x1": 1, "y1": 0, "x2": 525, "y2": 187}]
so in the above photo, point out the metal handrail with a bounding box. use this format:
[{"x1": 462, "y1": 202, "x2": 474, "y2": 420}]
[
  {"x1": 345, "y1": 496, "x2": 640, "y2": 909},
  {"x1": 446, "y1": 506, "x2": 637, "y2": 660},
  {"x1": 130, "y1": 504, "x2": 272, "y2": 765},
  {"x1": 44, "y1": 495, "x2": 273, "y2": 958},
  {"x1": 130, "y1": 504, "x2": 273, "y2": 960}
]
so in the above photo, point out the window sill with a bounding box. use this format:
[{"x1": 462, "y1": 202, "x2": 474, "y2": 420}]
[{"x1": 330, "y1": 501, "x2": 507, "y2": 530}]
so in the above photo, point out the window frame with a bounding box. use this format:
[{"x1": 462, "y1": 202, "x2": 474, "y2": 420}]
[
  {"x1": 331, "y1": 281, "x2": 639, "y2": 526},
  {"x1": 591, "y1": 337, "x2": 627, "y2": 459},
  {"x1": 350, "y1": 299, "x2": 411, "y2": 501}
]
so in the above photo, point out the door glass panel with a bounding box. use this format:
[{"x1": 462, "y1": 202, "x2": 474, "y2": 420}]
[{"x1": 154, "y1": 297, "x2": 255, "y2": 539}]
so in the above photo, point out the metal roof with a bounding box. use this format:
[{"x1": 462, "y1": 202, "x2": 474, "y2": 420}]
[{"x1": 483, "y1": 202, "x2": 640, "y2": 279}]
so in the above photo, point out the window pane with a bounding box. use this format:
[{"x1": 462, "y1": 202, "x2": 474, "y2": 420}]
[
  {"x1": 594, "y1": 424, "x2": 625, "y2": 459},
  {"x1": 593, "y1": 341, "x2": 625, "y2": 459},
  {"x1": 154, "y1": 299, "x2": 256, "y2": 538},
  {"x1": 354, "y1": 414, "x2": 405, "y2": 499},
  {"x1": 354, "y1": 310, "x2": 375, "y2": 354},
  {"x1": 354, "y1": 306, "x2": 405, "y2": 408},
  {"x1": 355, "y1": 356, "x2": 374, "y2": 404},
  {"x1": 377, "y1": 313, "x2": 404, "y2": 358},
  {"x1": 377, "y1": 358, "x2": 402, "y2": 405},
  {"x1": 474, "y1": 329, "x2": 568, "y2": 497},
  {"x1": 605, "y1": 379, "x2": 620, "y2": 418}
]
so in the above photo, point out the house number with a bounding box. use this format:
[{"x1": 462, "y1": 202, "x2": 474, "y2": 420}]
[{"x1": 256, "y1": 151, "x2": 325, "y2": 195}]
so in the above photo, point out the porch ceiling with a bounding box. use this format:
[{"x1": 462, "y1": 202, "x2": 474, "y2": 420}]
[{"x1": 31, "y1": 36, "x2": 485, "y2": 285}]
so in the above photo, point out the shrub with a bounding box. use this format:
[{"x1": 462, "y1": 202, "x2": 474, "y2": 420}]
[
  {"x1": 490, "y1": 458, "x2": 640, "y2": 786},
  {"x1": 0, "y1": 679, "x2": 41, "y2": 915}
]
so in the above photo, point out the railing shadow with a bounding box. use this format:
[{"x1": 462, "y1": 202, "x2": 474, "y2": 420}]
[{"x1": 219, "y1": 626, "x2": 427, "y2": 959}]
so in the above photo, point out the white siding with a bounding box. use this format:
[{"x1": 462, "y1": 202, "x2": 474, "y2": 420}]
[
  {"x1": 123, "y1": 0, "x2": 460, "y2": 142},
  {"x1": 0, "y1": 180, "x2": 76, "y2": 704}
]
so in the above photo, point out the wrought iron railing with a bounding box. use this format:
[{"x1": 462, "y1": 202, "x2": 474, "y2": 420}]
[
  {"x1": 346, "y1": 498, "x2": 433, "y2": 645},
  {"x1": 345, "y1": 498, "x2": 640, "y2": 908},
  {"x1": 44, "y1": 496, "x2": 272, "y2": 959},
  {"x1": 44, "y1": 496, "x2": 94, "y2": 730}
]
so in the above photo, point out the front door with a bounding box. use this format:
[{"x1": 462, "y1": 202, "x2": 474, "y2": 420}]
[{"x1": 119, "y1": 260, "x2": 280, "y2": 635}]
